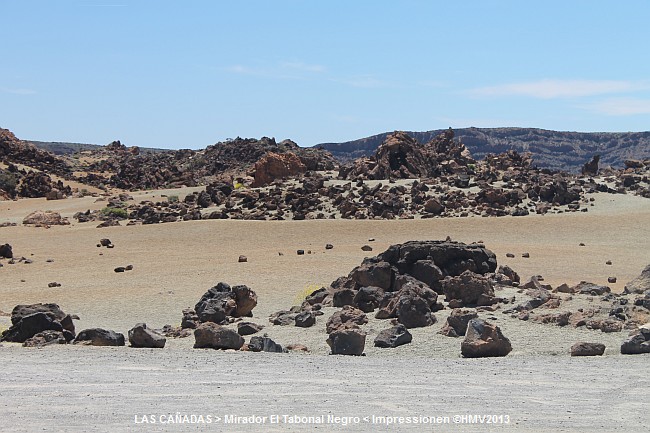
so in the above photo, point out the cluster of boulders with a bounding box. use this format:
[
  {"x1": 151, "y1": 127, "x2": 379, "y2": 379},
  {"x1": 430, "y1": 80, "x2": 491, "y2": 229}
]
[
  {"x1": 502, "y1": 273, "x2": 650, "y2": 334},
  {"x1": 74, "y1": 137, "x2": 336, "y2": 192},
  {"x1": 0, "y1": 302, "x2": 167, "y2": 348},
  {"x1": 178, "y1": 282, "x2": 258, "y2": 331}
]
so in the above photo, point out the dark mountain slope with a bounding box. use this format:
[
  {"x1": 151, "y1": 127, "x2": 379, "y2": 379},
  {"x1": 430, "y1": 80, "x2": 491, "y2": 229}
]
[{"x1": 316, "y1": 128, "x2": 650, "y2": 172}]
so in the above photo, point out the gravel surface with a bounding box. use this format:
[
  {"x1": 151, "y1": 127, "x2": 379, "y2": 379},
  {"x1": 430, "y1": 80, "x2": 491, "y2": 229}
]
[{"x1": 0, "y1": 346, "x2": 648, "y2": 432}]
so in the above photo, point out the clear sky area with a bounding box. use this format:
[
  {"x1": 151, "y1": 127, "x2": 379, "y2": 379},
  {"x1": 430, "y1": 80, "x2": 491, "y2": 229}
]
[{"x1": 2, "y1": 0, "x2": 649, "y2": 149}]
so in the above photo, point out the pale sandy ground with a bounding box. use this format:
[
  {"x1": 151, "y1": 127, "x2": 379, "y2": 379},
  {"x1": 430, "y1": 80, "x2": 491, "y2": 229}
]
[{"x1": 0, "y1": 190, "x2": 649, "y2": 432}]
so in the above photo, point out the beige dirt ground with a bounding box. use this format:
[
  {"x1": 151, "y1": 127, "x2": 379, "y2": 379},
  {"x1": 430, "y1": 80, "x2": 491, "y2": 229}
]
[{"x1": 0, "y1": 189, "x2": 649, "y2": 431}]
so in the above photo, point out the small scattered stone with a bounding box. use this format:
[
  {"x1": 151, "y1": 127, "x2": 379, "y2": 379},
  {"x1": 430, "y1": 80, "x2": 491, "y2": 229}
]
[
  {"x1": 238, "y1": 255, "x2": 247, "y2": 263},
  {"x1": 325, "y1": 244, "x2": 334, "y2": 250},
  {"x1": 506, "y1": 253, "x2": 515, "y2": 258},
  {"x1": 47, "y1": 282, "x2": 61, "y2": 288},
  {"x1": 608, "y1": 277, "x2": 617, "y2": 284},
  {"x1": 114, "y1": 267, "x2": 126, "y2": 273},
  {"x1": 237, "y1": 322, "x2": 264, "y2": 336},
  {"x1": 297, "y1": 250, "x2": 305, "y2": 255},
  {"x1": 606, "y1": 260, "x2": 612, "y2": 265},
  {"x1": 522, "y1": 252, "x2": 530, "y2": 258},
  {"x1": 361, "y1": 245, "x2": 373, "y2": 252}
]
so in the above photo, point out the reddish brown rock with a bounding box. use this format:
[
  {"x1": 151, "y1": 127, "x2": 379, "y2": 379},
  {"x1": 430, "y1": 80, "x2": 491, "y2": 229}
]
[
  {"x1": 252, "y1": 152, "x2": 306, "y2": 187},
  {"x1": 461, "y1": 319, "x2": 512, "y2": 358}
]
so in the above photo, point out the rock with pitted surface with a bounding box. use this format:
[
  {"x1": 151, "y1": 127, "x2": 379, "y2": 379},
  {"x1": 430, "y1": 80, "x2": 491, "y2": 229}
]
[
  {"x1": 128, "y1": 323, "x2": 166, "y2": 348},
  {"x1": 193, "y1": 322, "x2": 244, "y2": 350},
  {"x1": 22, "y1": 210, "x2": 70, "y2": 226},
  {"x1": 22, "y1": 330, "x2": 67, "y2": 347},
  {"x1": 442, "y1": 271, "x2": 497, "y2": 307},
  {"x1": 326, "y1": 306, "x2": 368, "y2": 333},
  {"x1": 74, "y1": 328, "x2": 125, "y2": 346},
  {"x1": 461, "y1": 319, "x2": 512, "y2": 358}
]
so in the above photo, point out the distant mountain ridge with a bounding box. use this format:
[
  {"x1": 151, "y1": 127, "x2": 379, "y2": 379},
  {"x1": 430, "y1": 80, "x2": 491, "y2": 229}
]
[
  {"x1": 27, "y1": 141, "x2": 168, "y2": 155},
  {"x1": 315, "y1": 128, "x2": 650, "y2": 172}
]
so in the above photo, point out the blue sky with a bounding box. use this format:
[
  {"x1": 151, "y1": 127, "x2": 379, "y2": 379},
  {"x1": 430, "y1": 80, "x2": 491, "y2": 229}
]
[{"x1": 2, "y1": 0, "x2": 650, "y2": 149}]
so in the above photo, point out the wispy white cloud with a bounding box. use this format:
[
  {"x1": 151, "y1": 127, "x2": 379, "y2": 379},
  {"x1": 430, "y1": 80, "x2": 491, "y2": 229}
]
[
  {"x1": 280, "y1": 61, "x2": 325, "y2": 73},
  {"x1": 0, "y1": 87, "x2": 36, "y2": 95},
  {"x1": 466, "y1": 79, "x2": 650, "y2": 99},
  {"x1": 330, "y1": 75, "x2": 389, "y2": 88},
  {"x1": 579, "y1": 97, "x2": 650, "y2": 115},
  {"x1": 224, "y1": 60, "x2": 324, "y2": 79}
]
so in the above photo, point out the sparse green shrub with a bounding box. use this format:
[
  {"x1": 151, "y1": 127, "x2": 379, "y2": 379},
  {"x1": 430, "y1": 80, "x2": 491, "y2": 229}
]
[
  {"x1": 101, "y1": 207, "x2": 128, "y2": 219},
  {"x1": 0, "y1": 170, "x2": 18, "y2": 196},
  {"x1": 167, "y1": 195, "x2": 179, "y2": 203}
]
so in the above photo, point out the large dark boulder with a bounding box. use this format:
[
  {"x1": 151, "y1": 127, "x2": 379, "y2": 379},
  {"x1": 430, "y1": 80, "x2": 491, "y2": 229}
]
[
  {"x1": 193, "y1": 322, "x2": 244, "y2": 350},
  {"x1": 461, "y1": 319, "x2": 512, "y2": 358},
  {"x1": 327, "y1": 327, "x2": 366, "y2": 355},
  {"x1": 374, "y1": 324, "x2": 412, "y2": 348},
  {"x1": 294, "y1": 311, "x2": 316, "y2": 328},
  {"x1": 128, "y1": 323, "x2": 166, "y2": 348},
  {"x1": 74, "y1": 328, "x2": 125, "y2": 346},
  {"x1": 0, "y1": 243, "x2": 12, "y2": 259},
  {"x1": 1, "y1": 303, "x2": 75, "y2": 343}
]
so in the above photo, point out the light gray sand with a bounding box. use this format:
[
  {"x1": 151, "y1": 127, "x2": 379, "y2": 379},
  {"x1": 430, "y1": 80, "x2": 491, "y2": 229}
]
[{"x1": 0, "y1": 346, "x2": 647, "y2": 432}]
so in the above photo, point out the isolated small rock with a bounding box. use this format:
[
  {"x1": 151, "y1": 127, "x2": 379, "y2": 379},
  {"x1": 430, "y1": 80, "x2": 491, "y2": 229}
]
[
  {"x1": 361, "y1": 245, "x2": 373, "y2": 252},
  {"x1": 570, "y1": 342, "x2": 605, "y2": 356},
  {"x1": 238, "y1": 255, "x2": 247, "y2": 263},
  {"x1": 237, "y1": 322, "x2": 264, "y2": 336}
]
